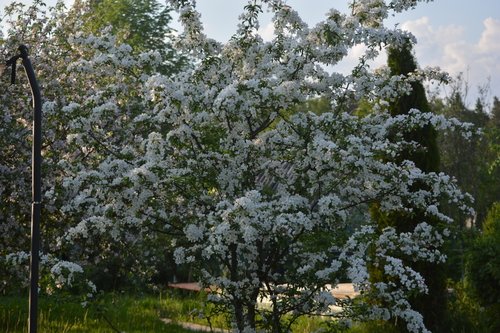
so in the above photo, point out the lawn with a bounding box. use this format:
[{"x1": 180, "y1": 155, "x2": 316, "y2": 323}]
[
  {"x1": 0, "y1": 290, "x2": 336, "y2": 332},
  {"x1": 0, "y1": 291, "x2": 215, "y2": 333}
]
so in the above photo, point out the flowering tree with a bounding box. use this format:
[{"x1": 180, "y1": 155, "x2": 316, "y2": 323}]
[
  {"x1": 1, "y1": 0, "x2": 475, "y2": 332},
  {"x1": 0, "y1": 0, "x2": 170, "y2": 292}
]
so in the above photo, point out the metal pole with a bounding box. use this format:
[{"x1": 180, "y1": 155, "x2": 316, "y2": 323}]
[{"x1": 15, "y1": 45, "x2": 42, "y2": 333}]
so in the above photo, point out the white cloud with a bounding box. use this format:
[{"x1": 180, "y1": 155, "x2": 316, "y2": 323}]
[
  {"x1": 402, "y1": 16, "x2": 500, "y2": 102},
  {"x1": 478, "y1": 18, "x2": 500, "y2": 53}
]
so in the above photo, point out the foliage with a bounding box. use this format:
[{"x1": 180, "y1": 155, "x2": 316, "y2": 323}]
[
  {"x1": 0, "y1": 1, "x2": 477, "y2": 333},
  {"x1": 483, "y1": 100, "x2": 500, "y2": 211},
  {"x1": 465, "y1": 202, "x2": 500, "y2": 332},
  {"x1": 430, "y1": 77, "x2": 500, "y2": 285},
  {"x1": 431, "y1": 79, "x2": 495, "y2": 227},
  {"x1": 386, "y1": 41, "x2": 440, "y2": 171},
  {"x1": 442, "y1": 280, "x2": 491, "y2": 333}
]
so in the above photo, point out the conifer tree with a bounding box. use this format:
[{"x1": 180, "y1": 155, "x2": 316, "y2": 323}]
[
  {"x1": 491, "y1": 96, "x2": 500, "y2": 127},
  {"x1": 370, "y1": 41, "x2": 446, "y2": 332}
]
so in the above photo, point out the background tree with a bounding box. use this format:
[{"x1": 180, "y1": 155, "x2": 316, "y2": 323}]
[
  {"x1": 427, "y1": 80, "x2": 500, "y2": 286},
  {"x1": 434, "y1": 87, "x2": 490, "y2": 226},
  {"x1": 465, "y1": 202, "x2": 500, "y2": 332},
  {"x1": 484, "y1": 97, "x2": 500, "y2": 208},
  {"x1": 78, "y1": 0, "x2": 186, "y2": 73},
  {"x1": 491, "y1": 96, "x2": 500, "y2": 127},
  {"x1": 0, "y1": 0, "x2": 181, "y2": 293}
]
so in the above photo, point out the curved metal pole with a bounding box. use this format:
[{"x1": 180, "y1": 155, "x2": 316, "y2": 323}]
[
  {"x1": 22, "y1": 44, "x2": 42, "y2": 333},
  {"x1": 6, "y1": 45, "x2": 42, "y2": 333},
  {"x1": 23, "y1": 45, "x2": 42, "y2": 333}
]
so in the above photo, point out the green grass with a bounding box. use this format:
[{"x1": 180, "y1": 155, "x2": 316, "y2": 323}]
[
  {"x1": 158, "y1": 291, "x2": 230, "y2": 329},
  {"x1": 0, "y1": 292, "x2": 210, "y2": 333},
  {"x1": 1, "y1": 291, "x2": 341, "y2": 332}
]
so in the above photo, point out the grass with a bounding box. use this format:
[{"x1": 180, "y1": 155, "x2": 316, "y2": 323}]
[
  {"x1": 158, "y1": 290, "x2": 230, "y2": 329},
  {"x1": 0, "y1": 290, "x2": 344, "y2": 333},
  {"x1": 3, "y1": 289, "x2": 490, "y2": 333},
  {"x1": 0, "y1": 291, "x2": 209, "y2": 333}
]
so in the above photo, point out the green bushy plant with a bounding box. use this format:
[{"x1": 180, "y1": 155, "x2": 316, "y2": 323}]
[{"x1": 465, "y1": 202, "x2": 500, "y2": 332}]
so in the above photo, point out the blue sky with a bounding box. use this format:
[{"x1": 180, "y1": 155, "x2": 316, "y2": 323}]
[{"x1": 2, "y1": 0, "x2": 500, "y2": 106}]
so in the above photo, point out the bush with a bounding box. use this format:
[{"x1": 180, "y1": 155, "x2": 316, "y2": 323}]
[
  {"x1": 444, "y1": 280, "x2": 489, "y2": 333},
  {"x1": 465, "y1": 202, "x2": 500, "y2": 332}
]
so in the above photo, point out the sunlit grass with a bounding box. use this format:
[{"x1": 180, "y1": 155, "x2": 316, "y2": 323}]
[
  {"x1": 1, "y1": 291, "x2": 339, "y2": 332},
  {"x1": 0, "y1": 292, "x2": 203, "y2": 333}
]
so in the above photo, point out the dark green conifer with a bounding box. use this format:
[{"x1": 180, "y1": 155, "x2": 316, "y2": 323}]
[{"x1": 371, "y1": 41, "x2": 446, "y2": 333}]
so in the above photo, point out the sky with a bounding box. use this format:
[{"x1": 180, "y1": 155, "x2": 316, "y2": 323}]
[{"x1": 1, "y1": 0, "x2": 500, "y2": 107}]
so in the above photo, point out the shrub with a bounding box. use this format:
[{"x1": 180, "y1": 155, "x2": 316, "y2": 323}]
[{"x1": 465, "y1": 202, "x2": 500, "y2": 331}]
